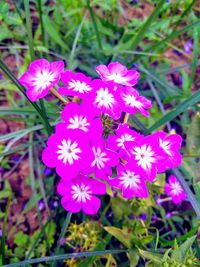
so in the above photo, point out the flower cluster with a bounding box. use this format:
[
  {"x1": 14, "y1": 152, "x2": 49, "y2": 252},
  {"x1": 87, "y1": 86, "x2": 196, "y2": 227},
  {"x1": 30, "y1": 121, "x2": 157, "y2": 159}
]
[{"x1": 19, "y1": 59, "x2": 185, "y2": 215}]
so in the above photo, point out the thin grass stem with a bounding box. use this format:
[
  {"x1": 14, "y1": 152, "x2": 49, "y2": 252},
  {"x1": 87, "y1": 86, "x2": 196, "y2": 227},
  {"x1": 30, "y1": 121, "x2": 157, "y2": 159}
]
[
  {"x1": 86, "y1": 0, "x2": 103, "y2": 50},
  {"x1": 24, "y1": 0, "x2": 35, "y2": 60}
]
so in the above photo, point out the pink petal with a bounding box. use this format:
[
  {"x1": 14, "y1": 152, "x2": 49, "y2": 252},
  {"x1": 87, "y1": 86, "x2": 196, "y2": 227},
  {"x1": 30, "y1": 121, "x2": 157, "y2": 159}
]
[
  {"x1": 61, "y1": 196, "x2": 81, "y2": 213},
  {"x1": 28, "y1": 59, "x2": 50, "y2": 74},
  {"x1": 82, "y1": 195, "x2": 101, "y2": 215}
]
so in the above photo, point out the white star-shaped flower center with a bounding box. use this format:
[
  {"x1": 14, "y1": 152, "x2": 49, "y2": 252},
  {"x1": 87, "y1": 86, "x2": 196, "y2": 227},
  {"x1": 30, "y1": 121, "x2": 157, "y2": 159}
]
[
  {"x1": 105, "y1": 72, "x2": 127, "y2": 84},
  {"x1": 131, "y1": 144, "x2": 155, "y2": 170},
  {"x1": 56, "y1": 139, "x2": 82, "y2": 165},
  {"x1": 116, "y1": 133, "x2": 135, "y2": 149},
  {"x1": 68, "y1": 79, "x2": 92, "y2": 93},
  {"x1": 91, "y1": 147, "x2": 109, "y2": 169},
  {"x1": 32, "y1": 70, "x2": 56, "y2": 91},
  {"x1": 159, "y1": 139, "x2": 172, "y2": 155},
  {"x1": 122, "y1": 94, "x2": 142, "y2": 108},
  {"x1": 94, "y1": 88, "x2": 115, "y2": 108},
  {"x1": 171, "y1": 182, "x2": 183, "y2": 195},
  {"x1": 71, "y1": 184, "x2": 92, "y2": 202},
  {"x1": 119, "y1": 170, "x2": 140, "y2": 189},
  {"x1": 67, "y1": 115, "x2": 90, "y2": 132}
]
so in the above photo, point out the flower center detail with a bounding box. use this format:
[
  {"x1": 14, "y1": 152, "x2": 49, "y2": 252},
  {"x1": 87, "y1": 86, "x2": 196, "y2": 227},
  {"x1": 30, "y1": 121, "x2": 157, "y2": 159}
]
[
  {"x1": 105, "y1": 72, "x2": 126, "y2": 84},
  {"x1": 159, "y1": 139, "x2": 172, "y2": 155},
  {"x1": 68, "y1": 79, "x2": 92, "y2": 93},
  {"x1": 171, "y1": 182, "x2": 183, "y2": 195},
  {"x1": 56, "y1": 139, "x2": 82, "y2": 165},
  {"x1": 95, "y1": 88, "x2": 115, "y2": 108},
  {"x1": 71, "y1": 184, "x2": 92, "y2": 202},
  {"x1": 116, "y1": 134, "x2": 135, "y2": 149},
  {"x1": 131, "y1": 144, "x2": 155, "y2": 170},
  {"x1": 91, "y1": 147, "x2": 109, "y2": 169},
  {"x1": 68, "y1": 115, "x2": 90, "y2": 132},
  {"x1": 122, "y1": 94, "x2": 142, "y2": 108},
  {"x1": 119, "y1": 170, "x2": 140, "y2": 189},
  {"x1": 33, "y1": 70, "x2": 56, "y2": 91}
]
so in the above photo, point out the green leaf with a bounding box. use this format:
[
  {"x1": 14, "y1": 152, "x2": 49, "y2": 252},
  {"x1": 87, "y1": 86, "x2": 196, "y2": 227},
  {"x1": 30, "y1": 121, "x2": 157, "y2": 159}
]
[
  {"x1": 138, "y1": 249, "x2": 162, "y2": 263},
  {"x1": 171, "y1": 236, "x2": 196, "y2": 263},
  {"x1": 14, "y1": 232, "x2": 29, "y2": 247},
  {"x1": 147, "y1": 91, "x2": 200, "y2": 133},
  {"x1": 0, "y1": 181, "x2": 12, "y2": 199},
  {"x1": 128, "y1": 250, "x2": 140, "y2": 267},
  {"x1": 104, "y1": 226, "x2": 132, "y2": 248}
]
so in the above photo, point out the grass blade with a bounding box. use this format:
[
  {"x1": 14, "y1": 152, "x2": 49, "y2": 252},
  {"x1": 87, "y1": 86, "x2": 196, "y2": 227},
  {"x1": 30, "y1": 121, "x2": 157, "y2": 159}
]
[
  {"x1": 147, "y1": 78, "x2": 171, "y2": 132},
  {"x1": 0, "y1": 108, "x2": 57, "y2": 117},
  {"x1": 43, "y1": 15, "x2": 68, "y2": 50},
  {"x1": 28, "y1": 133, "x2": 51, "y2": 257},
  {"x1": 127, "y1": 0, "x2": 166, "y2": 51},
  {"x1": 2, "y1": 250, "x2": 127, "y2": 267},
  {"x1": 86, "y1": 0, "x2": 103, "y2": 50},
  {"x1": 173, "y1": 0, "x2": 197, "y2": 30},
  {"x1": 37, "y1": 0, "x2": 46, "y2": 46},
  {"x1": 147, "y1": 90, "x2": 200, "y2": 133},
  {"x1": 138, "y1": 65, "x2": 180, "y2": 96},
  {"x1": 188, "y1": 26, "x2": 199, "y2": 89},
  {"x1": 52, "y1": 212, "x2": 72, "y2": 267},
  {"x1": 129, "y1": 115, "x2": 148, "y2": 134},
  {"x1": 24, "y1": 0, "x2": 35, "y2": 60},
  {"x1": 68, "y1": 13, "x2": 87, "y2": 68}
]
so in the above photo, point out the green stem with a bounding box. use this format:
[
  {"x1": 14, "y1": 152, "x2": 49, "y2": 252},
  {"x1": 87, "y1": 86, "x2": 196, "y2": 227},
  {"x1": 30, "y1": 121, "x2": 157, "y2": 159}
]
[
  {"x1": 173, "y1": 168, "x2": 200, "y2": 219},
  {"x1": 0, "y1": 59, "x2": 53, "y2": 136},
  {"x1": 86, "y1": 0, "x2": 103, "y2": 50},
  {"x1": 24, "y1": 0, "x2": 35, "y2": 60}
]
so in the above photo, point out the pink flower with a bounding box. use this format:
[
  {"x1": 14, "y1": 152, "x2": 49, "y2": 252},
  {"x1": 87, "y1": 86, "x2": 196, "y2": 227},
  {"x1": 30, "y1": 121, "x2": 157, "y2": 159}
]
[
  {"x1": 121, "y1": 87, "x2": 152, "y2": 117},
  {"x1": 61, "y1": 102, "x2": 104, "y2": 145},
  {"x1": 107, "y1": 123, "x2": 142, "y2": 160},
  {"x1": 58, "y1": 70, "x2": 93, "y2": 99},
  {"x1": 57, "y1": 175, "x2": 106, "y2": 214},
  {"x1": 42, "y1": 124, "x2": 91, "y2": 180},
  {"x1": 19, "y1": 59, "x2": 64, "y2": 101},
  {"x1": 87, "y1": 79, "x2": 122, "y2": 120},
  {"x1": 126, "y1": 135, "x2": 166, "y2": 182},
  {"x1": 108, "y1": 162, "x2": 148, "y2": 199},
  {"x1": 164, "y1": 175, "x2": 186, "y2": 204},
  {"x1": 153, "y1": 132, "x2": 182, "y2": 173},
  {"x1": 61, "y1": 102, "x2": 95, "y2": 132},
  {"x1": 96, "y1": 62, "x2": 140, "y2": 86}
]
